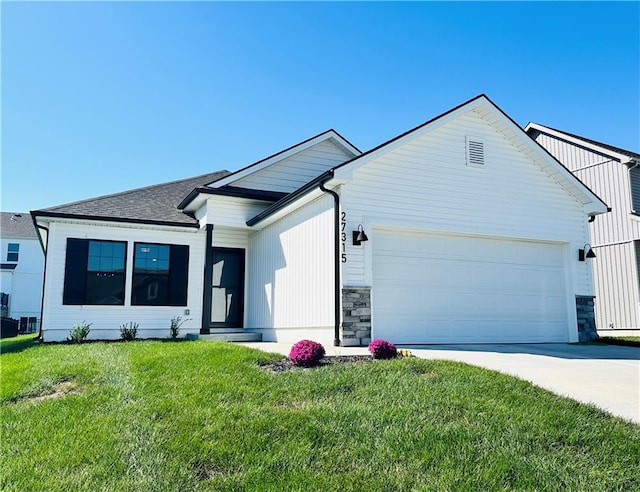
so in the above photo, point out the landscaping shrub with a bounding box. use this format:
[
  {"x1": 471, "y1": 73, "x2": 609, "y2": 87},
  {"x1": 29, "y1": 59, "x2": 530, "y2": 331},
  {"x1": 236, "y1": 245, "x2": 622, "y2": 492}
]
[
  {"x1": 289, "y1": 339, "x2": 325, "y2": 367},
  {"x1": 119, "y1": 322, "x2": 139, "y2": 341},
  {"x1": 67, "y1": 321, "x2": 91, "y2": 343},
  {"x1": 169, "y1": 316, "x2": 189, "y2": 339},
  {"x1": 368, "y1": 339, "x2": 397, "y2": 359}
]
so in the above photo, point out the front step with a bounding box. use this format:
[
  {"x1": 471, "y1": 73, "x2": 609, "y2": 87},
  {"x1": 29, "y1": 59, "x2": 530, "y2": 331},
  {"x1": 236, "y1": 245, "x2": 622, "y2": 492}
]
[{"x1": 187, "y1": 331, "x2": 263, "y2": 342}]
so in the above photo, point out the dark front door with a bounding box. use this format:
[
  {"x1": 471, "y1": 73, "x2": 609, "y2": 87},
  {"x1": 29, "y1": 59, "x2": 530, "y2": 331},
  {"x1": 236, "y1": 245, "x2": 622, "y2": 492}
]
[{"x1": 211, "y1": 248, "x2": 245, "y2": 328}]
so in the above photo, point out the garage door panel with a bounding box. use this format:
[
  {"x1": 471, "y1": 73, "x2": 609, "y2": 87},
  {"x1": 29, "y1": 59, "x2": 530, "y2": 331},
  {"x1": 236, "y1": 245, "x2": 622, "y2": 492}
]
[{"x1": 372, "y1": 231, "x2": 569, "y2": 344}]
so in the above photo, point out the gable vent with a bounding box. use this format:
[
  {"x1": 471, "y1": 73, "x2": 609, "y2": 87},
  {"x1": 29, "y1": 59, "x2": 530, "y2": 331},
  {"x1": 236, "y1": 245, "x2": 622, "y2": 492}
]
[{"x1": 466, "y1": 137, "x2": 485, "y2": 167}]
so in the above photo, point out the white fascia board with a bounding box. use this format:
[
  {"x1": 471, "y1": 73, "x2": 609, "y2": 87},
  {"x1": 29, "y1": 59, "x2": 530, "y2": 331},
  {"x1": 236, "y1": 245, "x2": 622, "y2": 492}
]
[
  {"x1": 525, "y1": 123, "x2": 632, "y2": 164},
  {"x1": 209, "y1": 130, "x2": 360, "y2": 189},
  {"x1": 33, "y1": 216, "x2": 198, "y2": 233},
  {"x1": 334, "y1": 97, "x2": 487, "y2": 181}
]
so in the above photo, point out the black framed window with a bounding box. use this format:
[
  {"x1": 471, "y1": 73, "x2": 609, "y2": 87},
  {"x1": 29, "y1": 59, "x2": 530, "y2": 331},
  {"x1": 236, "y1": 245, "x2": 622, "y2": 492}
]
[
  {"x1": 7, "y1": 243, "x2": 19, "y2": 262},
  {"x1": 63, "y1": 239, "x2": 127, "y2": 305},
  {"x1": 132, "y1": 243, "x2": 189, "y2": 306}
]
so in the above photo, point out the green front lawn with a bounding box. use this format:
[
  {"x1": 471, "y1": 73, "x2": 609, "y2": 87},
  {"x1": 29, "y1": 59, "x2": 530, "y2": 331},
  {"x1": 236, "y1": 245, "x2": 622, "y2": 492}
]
[
  {"x1": 1, "y1": 341, "x2": 638, "y2": 491},
  {"x1": 0, "y1": 332, "x2": 39, "y2": 354}
]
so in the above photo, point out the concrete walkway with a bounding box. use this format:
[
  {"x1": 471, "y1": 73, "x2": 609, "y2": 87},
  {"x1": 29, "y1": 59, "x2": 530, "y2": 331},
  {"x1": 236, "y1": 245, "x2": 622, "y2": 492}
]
[{"x1": 239, "y1": 342, "x2": 640, "y2": 424}]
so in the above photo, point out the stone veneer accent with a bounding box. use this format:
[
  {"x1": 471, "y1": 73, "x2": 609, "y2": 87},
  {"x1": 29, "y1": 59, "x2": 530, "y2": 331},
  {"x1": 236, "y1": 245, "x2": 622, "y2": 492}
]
[
  {"x1": 576, "y1": 295, "x2": 598, "y2": 342},
  {"x1": 341, "y1": 287, "x2": 371, "y2": 347}
]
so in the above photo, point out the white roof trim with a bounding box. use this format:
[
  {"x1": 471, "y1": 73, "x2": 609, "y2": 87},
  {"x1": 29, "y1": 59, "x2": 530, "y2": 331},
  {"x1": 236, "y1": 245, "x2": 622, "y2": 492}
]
[
  {"x1": 525, "y1": 123, "x2": 633, "y2": 164},
  {"x1": 208, "y1": 130, "x2": 360, "y2": 189}
]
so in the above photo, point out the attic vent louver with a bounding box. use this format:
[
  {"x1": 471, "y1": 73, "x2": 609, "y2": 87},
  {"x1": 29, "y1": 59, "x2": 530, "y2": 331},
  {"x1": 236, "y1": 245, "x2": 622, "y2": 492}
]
[{"x1": 466, "y1": 137, "x2": 484, "y2": 167}]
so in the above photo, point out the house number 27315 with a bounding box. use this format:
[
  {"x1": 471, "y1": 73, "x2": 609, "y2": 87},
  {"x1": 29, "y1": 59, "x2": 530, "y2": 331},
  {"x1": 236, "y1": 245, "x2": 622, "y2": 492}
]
[{"x1": 341, "y1": 211, "x2": 347, "y2": 263}]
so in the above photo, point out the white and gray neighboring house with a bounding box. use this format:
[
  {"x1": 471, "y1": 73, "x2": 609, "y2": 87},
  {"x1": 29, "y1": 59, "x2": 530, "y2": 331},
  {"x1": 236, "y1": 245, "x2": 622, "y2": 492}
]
[
  {"x1": 0, "y1": 212, "x2": 45, "y2": 332},
  {"x1": 527, "y1": 123, "x2": 640, "y2": 336},
  {"x1": 31, "y1": 95, "x2": 608, "y2": 345}
]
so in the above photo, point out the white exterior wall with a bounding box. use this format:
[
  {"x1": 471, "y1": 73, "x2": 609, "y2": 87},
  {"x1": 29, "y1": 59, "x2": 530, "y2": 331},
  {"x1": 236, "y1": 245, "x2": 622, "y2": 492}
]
[
  {"x1": 0, "y1": 237, "x2": 44, "y2": 321},
  {"x1": 341, "y1": 110, "x2": 591, "y2": 300},
  {"x1": 231, "y1": 140, "x2": 353, "y2": 193},
  {"x1": 246, "y1": 195, "x2": 335, "y2": 345},
  {"x1": 532, "y1": 131, "x2": 640, "y2": 330},
  {"x1": 41, "y1": 221, "x2": 205, "y2": 342},
  {"x1": 202, "y1": 196, "x2": 272, "y2": 230}
]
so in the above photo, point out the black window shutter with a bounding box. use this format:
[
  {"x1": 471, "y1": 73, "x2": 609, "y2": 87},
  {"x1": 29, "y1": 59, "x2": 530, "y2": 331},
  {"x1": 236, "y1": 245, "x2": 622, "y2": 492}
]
[
  {"x1": 63, "y1": 239, "x2": 89, "y2": 305},
  {"x1": 168, "y1": 245, "x2": 189, "y2": 306}
]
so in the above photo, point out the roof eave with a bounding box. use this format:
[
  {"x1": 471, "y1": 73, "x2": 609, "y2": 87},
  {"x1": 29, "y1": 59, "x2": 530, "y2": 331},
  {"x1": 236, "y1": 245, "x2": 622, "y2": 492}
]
[
  {"x1": 30, "y1": 210, "x2": 200, "y2": 229},
  {"x1": 246, "y1": 170, "x2": 334, "y2": 227},
  {"x1": 525, "y1": 123, "x2": 635, "y2": 163}
]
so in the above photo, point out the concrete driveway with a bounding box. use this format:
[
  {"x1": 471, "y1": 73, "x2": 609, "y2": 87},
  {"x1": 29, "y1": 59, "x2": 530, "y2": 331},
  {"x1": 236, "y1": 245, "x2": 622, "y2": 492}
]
[{"x1": 240, "y1": 342, "x2": 639, "y2": 424}]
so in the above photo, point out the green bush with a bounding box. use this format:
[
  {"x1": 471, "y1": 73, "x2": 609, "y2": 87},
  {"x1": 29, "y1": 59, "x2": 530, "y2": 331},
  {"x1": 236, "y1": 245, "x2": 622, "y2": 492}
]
[
  {"x1": 67, "y1": 321, "x2": 91, "y2": 343},
  {"x1": 119, "y1": 322, "x2": 139, "y2": 341},
  {"x1": 169, "y1": 316, "x2": 190, "y2": 339}
]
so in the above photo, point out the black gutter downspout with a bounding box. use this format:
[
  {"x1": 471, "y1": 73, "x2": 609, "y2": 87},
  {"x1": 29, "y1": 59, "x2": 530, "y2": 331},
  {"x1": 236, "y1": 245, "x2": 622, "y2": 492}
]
[
  {"x1": 201, "y1": 224, "x2": 214, "y2": 335},
  {"x1": 319, "y1": 177, "x2": 341, "y2": 347},
  {"x1": 34, "y1": 223, "x2": 49, "y2": 342}
]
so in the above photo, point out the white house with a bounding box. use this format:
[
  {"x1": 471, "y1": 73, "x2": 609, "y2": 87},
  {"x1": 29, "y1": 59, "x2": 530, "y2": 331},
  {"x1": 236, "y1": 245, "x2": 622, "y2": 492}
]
[
  {"x1": 0, "y1": 212, "x2": 45, "y2": 332},
  {"x1": 32, "y1": 95, "x2": 608, "y2": 345},
  {"x1": 526, "y1": 123, "x2": 640, "y2": 336}
]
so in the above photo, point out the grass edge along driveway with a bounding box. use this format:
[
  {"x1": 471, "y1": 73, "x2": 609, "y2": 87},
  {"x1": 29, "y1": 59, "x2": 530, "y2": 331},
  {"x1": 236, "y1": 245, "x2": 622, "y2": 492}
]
[{"x1": 1, "y1": 340, "x2": 639, "y2": 491}]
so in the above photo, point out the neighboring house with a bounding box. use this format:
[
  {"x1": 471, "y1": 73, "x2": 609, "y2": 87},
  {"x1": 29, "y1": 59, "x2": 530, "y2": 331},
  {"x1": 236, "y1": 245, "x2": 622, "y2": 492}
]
[
  {"x1": 32, "y1": 95, "x2": 608, "y2": 345},
  {"x1": 0, "y1": 212, "x2": 45, "y2": 332},
  {"x1": 526, "y1": 123, "x2": 640, "y2": 336}
]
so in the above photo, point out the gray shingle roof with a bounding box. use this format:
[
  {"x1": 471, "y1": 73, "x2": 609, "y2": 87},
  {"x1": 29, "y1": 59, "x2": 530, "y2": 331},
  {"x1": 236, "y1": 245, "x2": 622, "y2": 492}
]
[
  {"x1": 33, "y1": 171, "x2": 231, "y2": 227},
  {"x1": 0, "y1": 212, "x2": 38, "y2": 238}
]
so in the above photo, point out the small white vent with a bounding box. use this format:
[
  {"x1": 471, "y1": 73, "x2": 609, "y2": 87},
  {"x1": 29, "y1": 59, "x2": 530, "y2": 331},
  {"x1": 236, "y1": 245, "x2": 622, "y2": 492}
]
[{"x1": 466, "y1": 137, "x2": 485, "y2": 167}]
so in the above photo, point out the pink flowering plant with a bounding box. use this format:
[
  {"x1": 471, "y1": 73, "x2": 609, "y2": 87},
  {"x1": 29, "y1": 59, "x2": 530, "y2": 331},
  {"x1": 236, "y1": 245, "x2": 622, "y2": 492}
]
[
  {"x1": 289, "y1": 339, "x2": 326, "y2": 367},
  {"x1": 368, "y1": 339, "x2": 397, "y2": 359}
]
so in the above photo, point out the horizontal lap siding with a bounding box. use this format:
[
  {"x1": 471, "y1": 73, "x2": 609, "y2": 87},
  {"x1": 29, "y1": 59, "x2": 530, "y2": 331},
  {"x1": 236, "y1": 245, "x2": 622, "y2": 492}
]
[
  {"x1": 42, "y1": 222, "x2": 205, "y2": 341},
  {"x1": 232, "y1": 140, "x2": 352, "y2": 193},
  {"x1": 342, "y1": 111, "x2": 590, "y2": 293},
  {"x1": 247, "y1": 195, "x2": 334, "y2": 336},
  {"x1": 205, "y1": 197, "x2": 271, "y2": 229},
  {"x1": 212, "y1": 227, "x2": 248, "y2": 249}
]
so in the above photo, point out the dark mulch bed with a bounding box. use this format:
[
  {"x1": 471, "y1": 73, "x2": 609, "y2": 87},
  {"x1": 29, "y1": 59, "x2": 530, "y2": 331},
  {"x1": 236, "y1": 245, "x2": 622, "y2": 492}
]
[{"x1": 259, "y1": 355, "x2": 374, "y2": 373}]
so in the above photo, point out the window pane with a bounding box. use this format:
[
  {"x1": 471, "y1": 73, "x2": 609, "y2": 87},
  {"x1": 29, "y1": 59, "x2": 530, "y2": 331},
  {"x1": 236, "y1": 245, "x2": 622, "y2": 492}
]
[
  {"x1": 8, "y1": 243, "x2": 19, "y2": 252},
  {"x1": 65, "y1": 239, "x2": 127, "y2": 305},
  {"x1": 132, "y1": 243, "x2": 188, "y2": 306}
]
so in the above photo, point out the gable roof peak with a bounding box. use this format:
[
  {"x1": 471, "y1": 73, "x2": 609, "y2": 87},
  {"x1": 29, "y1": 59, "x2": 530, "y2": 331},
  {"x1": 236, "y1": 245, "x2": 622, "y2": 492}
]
[
  {"x1": 207, "y1": 128, "x2": 361, "y2": 189},
  {"x1": 525, "y1": 122, "x2": 640, "y2": 162}
]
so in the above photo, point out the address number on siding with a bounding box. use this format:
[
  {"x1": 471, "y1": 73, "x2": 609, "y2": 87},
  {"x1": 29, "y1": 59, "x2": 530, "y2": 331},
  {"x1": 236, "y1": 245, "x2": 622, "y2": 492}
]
[{"x1": 341, "y1": 211, "x2": 347, "y2": 263}]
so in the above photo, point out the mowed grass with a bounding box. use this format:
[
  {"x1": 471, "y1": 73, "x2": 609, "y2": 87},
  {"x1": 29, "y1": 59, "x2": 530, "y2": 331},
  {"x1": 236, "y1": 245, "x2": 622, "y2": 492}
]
[
  {"x1": 1, "y1": 341, "x2": 639, "y2": 491},
  {"x1": 0, "y1": 332, "x2": 39, "y2": 354}
]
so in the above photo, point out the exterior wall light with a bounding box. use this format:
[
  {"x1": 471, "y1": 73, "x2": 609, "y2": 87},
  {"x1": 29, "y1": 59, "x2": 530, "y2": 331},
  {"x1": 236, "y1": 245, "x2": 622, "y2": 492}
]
[
  {"x1": 352, "y1": 224, "x2": 369, "y2": 245},
  {"x1": 578, "y1": 244, "x2": 596, "y2": 261}
]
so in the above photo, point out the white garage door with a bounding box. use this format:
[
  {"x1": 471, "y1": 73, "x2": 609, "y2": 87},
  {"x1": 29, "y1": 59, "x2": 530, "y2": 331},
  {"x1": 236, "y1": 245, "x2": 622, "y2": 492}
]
[{"x1": 372, "y1": 230, "x2": 569, "y2": 344}]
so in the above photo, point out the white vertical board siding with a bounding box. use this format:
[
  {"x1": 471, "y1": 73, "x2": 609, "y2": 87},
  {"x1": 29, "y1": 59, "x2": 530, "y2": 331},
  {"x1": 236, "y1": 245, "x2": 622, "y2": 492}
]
[
  {"x1": 342, "y1": 110, "x2": 591, "y2": 295},
  {"x1": 531, "y1": 132, "x2": 640, "y2": 329},
  {"x1": 247, "y1": 195, "x2": 334, "y2": 345},
  {"x1": 41, "y1": 222, "x2": 205, "y2": 341},
  {"x1": 532, "y1": 132, "x2": 610, "y2": 171},
  {"x1": 231, "y1": 140, "x2": 353, "y2": 193},
  {"x1": 592, "y1": 241, "x2": 640, "y2": 329}
]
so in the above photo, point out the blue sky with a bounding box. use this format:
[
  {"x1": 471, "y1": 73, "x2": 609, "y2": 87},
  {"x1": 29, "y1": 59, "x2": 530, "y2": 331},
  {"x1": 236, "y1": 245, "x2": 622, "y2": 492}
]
[{"x1": 2, "y1": 2, "x2": 639, "y2": 213}]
